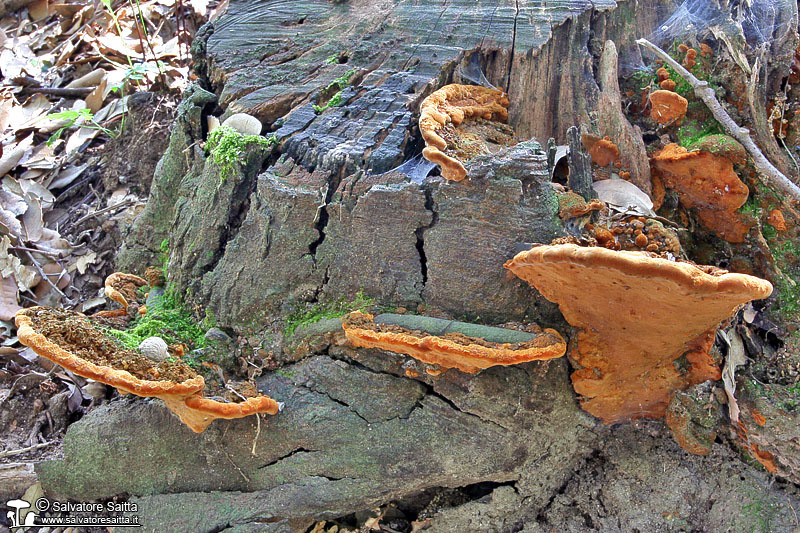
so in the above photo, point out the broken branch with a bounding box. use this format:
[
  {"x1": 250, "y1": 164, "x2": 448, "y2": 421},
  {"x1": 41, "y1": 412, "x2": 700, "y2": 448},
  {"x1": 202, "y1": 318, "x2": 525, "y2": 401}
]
[{"x1": 636, "y1": 38, "x2": 800, "y2": 205}]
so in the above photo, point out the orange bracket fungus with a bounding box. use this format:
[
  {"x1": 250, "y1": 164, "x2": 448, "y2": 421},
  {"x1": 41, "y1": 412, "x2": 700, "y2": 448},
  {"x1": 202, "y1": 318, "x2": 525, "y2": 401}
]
[
  {"x1": 651, "y1": 143, "x2": 751, "y2": 242},
  {"x1": 419, "y1": 83, "x2": 510, "y2": 181},
  {"x1": 14, "y1": 306, "x2": 282, "y2": 433},
  {"x1": 504, "y1": 244, "x2": 772, "y2": 424},
  {"x1": 341, "y1": 311, "x2": 566, "y2": 375},
  {"x1": 649, "y1": 90, "x2": 688, "y2": 124}
]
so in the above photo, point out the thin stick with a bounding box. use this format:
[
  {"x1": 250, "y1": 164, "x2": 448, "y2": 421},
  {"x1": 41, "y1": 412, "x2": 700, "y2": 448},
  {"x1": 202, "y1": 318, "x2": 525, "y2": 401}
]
[
  {"x1": 18, "y1": 86, "x2": 93, "y2": 98},
  {"x1": 24, "y1": 250, "x2": 71, "y2": 305},
  {"x1": 636, "y1": 38, "x2": 800, "y2": 204},
  {"x1": 0, "y1": 440, "x2": 56, "y2": 458},
  {"x1": 70, "y1": 199, "x2": 138, "y2": 227},
  {"x1": 251, "y1": 414, "x2": 261, "y2": 456},
  {"x1": 10, "y1": 246, "x2": 63, "y2": 257}
]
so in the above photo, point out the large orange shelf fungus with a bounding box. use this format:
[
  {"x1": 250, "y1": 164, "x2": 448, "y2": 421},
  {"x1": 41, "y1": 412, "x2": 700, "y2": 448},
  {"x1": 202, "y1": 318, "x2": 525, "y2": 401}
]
[
  {"x1": 341, "y1": 311, "x2": 566, "y2": 374},
  {"x1": 165, "y1": 394, "x2": 282, "y2": 434},
  {"x1": 104, "y1": 272, "x2": 148, "y2": 309},
  {"x1": 14, "y1": 307, "x2": 204, "y2": 400},
  {"x1": 504, "y1": 244, "x2": 772, "y2": 424},
  {"x1": 652, "y1": 143, "x2": 751, "y2": 242},
  {"x1": 419, "y1": 83, "x2": 510, "y2": 181}
]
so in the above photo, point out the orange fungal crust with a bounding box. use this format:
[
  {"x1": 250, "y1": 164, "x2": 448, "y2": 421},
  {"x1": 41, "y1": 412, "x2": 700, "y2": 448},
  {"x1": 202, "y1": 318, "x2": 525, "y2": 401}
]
[
  {"x1": 649, "y1": 90, "x2": 688, "y2": 124},
  {"x1": 652, "y1": 143, "x2": 751, "y2": 242}
]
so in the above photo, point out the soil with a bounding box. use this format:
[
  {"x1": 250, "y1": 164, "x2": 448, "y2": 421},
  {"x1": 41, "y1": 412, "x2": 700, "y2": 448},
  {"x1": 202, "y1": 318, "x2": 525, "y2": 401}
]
[
  {"x1": 440, "y1": 117, "x2": 518, "y2": 163},
  {"x1": 200, "y1": 373, "x2": 260, "y2": 403},
  {"x1": 19, "y1": 307, "x2": 198, "y2": 384}
]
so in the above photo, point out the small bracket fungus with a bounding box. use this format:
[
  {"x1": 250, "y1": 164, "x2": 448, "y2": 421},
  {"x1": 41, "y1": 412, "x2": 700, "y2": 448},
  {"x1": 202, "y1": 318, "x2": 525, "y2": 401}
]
[
  {"x1": 220, "y1": 112, "x2": 262, "y2": 136},
  {"x1": 504, "y1": 244, "x2": 772, "y2": 424},
  {"x1": 164, "y1": 394, "x2": 282, "y2": 433},
  {"x1": 342, "y1": 311, "x2": 566, "y2": 374},
  {"x1": 104, "y1": 272, "x2": 147, "y2": 310},
  {"x1": 652, "y1": 143, "x2": 751, "y2": 242},
  {"x1": 649, "y1": 90, "x2": 688, "y2": 124},
  {"x1": 419, "y1": 84, "x2": 511, "y2": 181}
]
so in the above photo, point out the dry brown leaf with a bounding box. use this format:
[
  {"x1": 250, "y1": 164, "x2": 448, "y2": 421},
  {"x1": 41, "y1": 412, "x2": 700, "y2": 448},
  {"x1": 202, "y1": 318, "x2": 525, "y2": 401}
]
[
  {"x1": 94, "y1": 96, "x2": 127, "y2": 123},
  {"x1": 720, "y1": 328, "x2": 747, "y2": 423},
  {"x1": 21, "y1": 194, "x2": 43, "y2": 242},
  {"x1": 71, "y1": 251, "x2": 96, "y2": 275},
  {"x1": 11, "y1": 95, "x2": 51, "y2": 131},
  {"x1": 65, "y1": 68, "x2": 106, "y2": 89},
  {"x1": 189, "y1": 0, "x2": 210, "y2": 16},
  {"x1": 64, "y1": 125, "x2": 99, "y2": 155},
  {"x1": 51, "y1": 3, "x2": 82, "y2": 17},
  {"x1": 0, "y1": 236, "x2": 36, "y2": 290},
  {"x1": 96, "y1": 34, "x2": 144, "y2": 61},
  {"x1": 85, "y1": 78, "x2": 107, "y2": 113},
  {"x1": 34, "y1": 261, "x2": 70, "y2": 305},
  {"x1": 0, "y1": 207, "x2": 22, "y2": 237},
  {"x1": 47, "y1": 162, "x2": 86, "y2": 189},
  {"x1": 20, "y1": 142, "x2": 58, "y2": 170},
  {"x1": 19, "y1": 180, "x2": 54, "y2": 204},
  {"x1": 0, "y1": 189, "x2": 27, "y2": 216},
  {"x1": 29, "y1": 0, "x2": 50, "y2": 20},
  {"x1": 0, "y1": 134, "x2": 34, "y2": 176},
  {"x1": 0, "y1": 275, "x2": 21, "y2": 321},
  {"x1": 0, "y1": 92, "x2": 13, "y2": 133}
]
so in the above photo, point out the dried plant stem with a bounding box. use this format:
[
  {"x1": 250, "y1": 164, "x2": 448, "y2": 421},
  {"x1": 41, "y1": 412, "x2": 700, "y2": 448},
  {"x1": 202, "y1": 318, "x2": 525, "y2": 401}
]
[
  {"x1": 0, "y1": 440, "x2": 56, "y2": 458},
  {"x1": 637, "y1": 38, "x2": 800, "y2": 204}
]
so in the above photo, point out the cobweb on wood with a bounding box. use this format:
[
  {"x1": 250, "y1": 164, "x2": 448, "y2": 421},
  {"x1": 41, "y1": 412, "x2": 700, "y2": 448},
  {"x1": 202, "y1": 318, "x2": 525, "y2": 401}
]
[
  {"x1": 619, "y1": 0, "x2": 796, "y2": 76},
  {"x1": 648, "y1": 0, "x2": 796, "y2": 48},
  {"x1": 455, "y1": 52, "x2": 499, "y2": 89},
  {"x1": 375, "y1": 153, "x2": 437, "y2": 184}
]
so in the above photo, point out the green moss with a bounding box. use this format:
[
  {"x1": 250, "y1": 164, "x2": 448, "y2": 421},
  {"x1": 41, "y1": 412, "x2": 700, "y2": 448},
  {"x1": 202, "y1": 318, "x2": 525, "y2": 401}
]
[
  {"x1": 206, "y1": 126, "x2": 277, "y2": 181},
  {"x1": 763, "y1": 232, "x2": 800, "y2": 319},
  {"x1": 628, "y1": 68, "x2": 657, "y2": 90},
  {"x1": 742, "y1": 493, "x2": 779, "y2": 533},
  {"x1": 313, "y1": 90, "x2": 343, "y2": 113},
  {"x1": 675, "y1": 120, "x2": 723, "y2": 148},
  {"x1": 285, "y1": 290, "x2": 375, "y2": 337},
  {"x1": 738, "y1": 195, "x2": 763, "y2": 218},
  {"x1": 103, "y1": 285, "x2": 213, "y2": 351},
  {"x1": 313, "y1": 69, "x2": 355, "y2": 113}
]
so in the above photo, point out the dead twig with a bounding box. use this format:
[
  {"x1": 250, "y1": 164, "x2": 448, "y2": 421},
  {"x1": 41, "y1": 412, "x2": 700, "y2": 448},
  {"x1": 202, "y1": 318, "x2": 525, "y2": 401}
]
[
  {"x1": 24, "y1": 250, "x2": 72, "y2": 306},
  {"x1": 251, "y1": 414, "x2": 261, "y2": 456},
  {"x1": 70, "y1": 199, "x2": 138, "y2": 227},
  {"x1": 0, "y1": 440, "x2": 56, "y2": 458},
  {"x1": 18, "y1": 86, "x2": 93, "y2": 98},
  {"x1": 637, "y1": 38, "x2": 800, "y2": 205}
]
